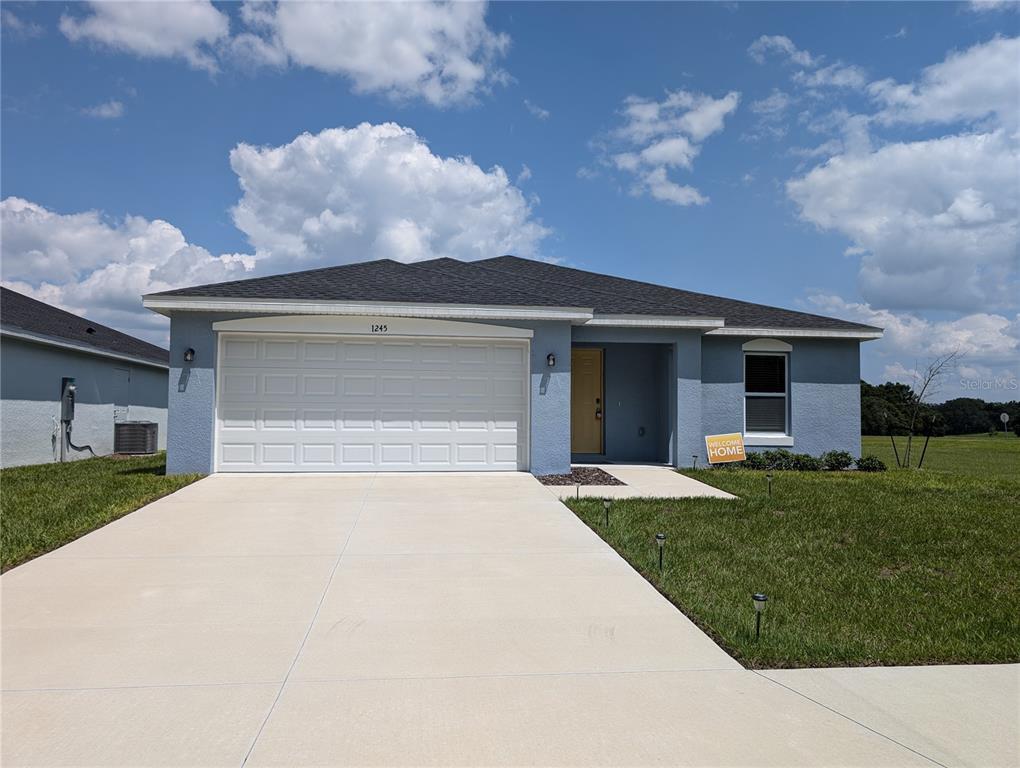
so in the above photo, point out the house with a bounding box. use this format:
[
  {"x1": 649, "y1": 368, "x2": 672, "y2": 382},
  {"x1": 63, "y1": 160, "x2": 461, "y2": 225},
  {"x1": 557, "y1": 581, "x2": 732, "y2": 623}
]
[
  {"x1": 143, "y1": 256, "x2": 882, "y2": 475},
  {"x1": 0, "y1": 287, "x2": 169, "y2": 468}
]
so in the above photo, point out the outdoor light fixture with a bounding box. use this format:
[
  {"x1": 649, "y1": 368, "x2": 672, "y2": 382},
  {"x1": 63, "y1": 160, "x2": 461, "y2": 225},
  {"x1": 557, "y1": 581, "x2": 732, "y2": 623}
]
[
  {"x1": 655, "y1": 532, "x2": 666, "y2": 572},
  {"x1": 183, "y1": 348, "x2": 195, "y2": 363},
  {"x1": 752, "y1": 592, "x2": 768, "y2": 640},
  {"x1": 603, "y1": 498, "x2": 611, "y2": 527},
  {"x1": 691, "y1": 454, "x2": 698, "y2": 469},
  {"x1": 547, "y1": 353, "x2": 556, "y2": 367},
  {"x1": 765, "y1": 472, "x2": 774, "y2": 499}
]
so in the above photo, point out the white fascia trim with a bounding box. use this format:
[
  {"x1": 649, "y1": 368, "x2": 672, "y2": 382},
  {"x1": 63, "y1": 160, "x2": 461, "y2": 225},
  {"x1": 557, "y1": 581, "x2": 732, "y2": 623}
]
[
  {"x1": 143, "y1": 295, "x2": 594, "y2": 322},
  {"x1": 744, "y1": 434, "x2": 795, "y2": 447},
  {"x1": 709, "y1": 326, "x2": 883, "y2": 340},
  {"x1": 585, "y1": 314, "x2": 725, "y2": 329},
  {"x1": 0, "y1": 327, "x2": 169, "y2": 370}
]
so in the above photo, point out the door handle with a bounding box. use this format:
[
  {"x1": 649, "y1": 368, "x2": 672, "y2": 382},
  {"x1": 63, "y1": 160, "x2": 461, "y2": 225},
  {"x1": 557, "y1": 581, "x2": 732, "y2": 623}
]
[{"x1": 595, "y1": 408, "x2": 602, "y2": 420}]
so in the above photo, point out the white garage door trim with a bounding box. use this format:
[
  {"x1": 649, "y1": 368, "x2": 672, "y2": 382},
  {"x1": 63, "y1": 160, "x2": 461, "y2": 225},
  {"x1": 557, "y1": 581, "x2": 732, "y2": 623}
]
[{"x1": 214, "y1": 329, "x2": 530, "y2": 473}]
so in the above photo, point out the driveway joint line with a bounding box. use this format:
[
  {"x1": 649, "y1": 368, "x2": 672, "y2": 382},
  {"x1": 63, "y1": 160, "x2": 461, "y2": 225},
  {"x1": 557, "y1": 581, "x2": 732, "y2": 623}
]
[
  {"x1": 1, "y1": 680, "x2": 284, "y2": 694},
  {"x1": 752, "y1": 670, "x2": 949, "y2": 768},
  {"x1": 239, "y1": 472, "x2": 379, "y2": 768},
  {"x1": 289, "y1": 666, "x2": 745, "y2": 685}
]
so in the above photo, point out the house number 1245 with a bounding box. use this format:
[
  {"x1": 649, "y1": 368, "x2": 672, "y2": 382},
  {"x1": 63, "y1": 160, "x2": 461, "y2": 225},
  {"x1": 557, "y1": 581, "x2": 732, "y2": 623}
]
[{"x1": 371, "y1": 324, "x2": 388, "y2": 333}]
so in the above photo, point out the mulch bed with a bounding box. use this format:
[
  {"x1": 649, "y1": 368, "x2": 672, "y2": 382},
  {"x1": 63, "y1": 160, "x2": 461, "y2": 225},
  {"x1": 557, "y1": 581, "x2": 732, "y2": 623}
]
[{"x1": 537, "y1": 466, "x2": 625, "y2": 486}]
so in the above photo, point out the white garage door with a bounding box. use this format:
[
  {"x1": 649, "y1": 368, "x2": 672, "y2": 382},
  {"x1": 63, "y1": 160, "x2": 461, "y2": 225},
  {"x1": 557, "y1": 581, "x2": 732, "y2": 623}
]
[{"x1": 215, "y1": 334, "x2": 529, "y2": 472}]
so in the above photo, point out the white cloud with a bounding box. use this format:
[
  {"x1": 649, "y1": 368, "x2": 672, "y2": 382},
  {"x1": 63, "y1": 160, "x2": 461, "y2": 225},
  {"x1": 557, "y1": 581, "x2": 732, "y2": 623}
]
[
  {"x1": 967, "y1": 0, "x2": 1018, "y2": 11},
  {"x1": 888, "y1": 27, "x2": 908, "y2": 40},
  {"x1": 747, "y1": 89, "x2": 791, "y2": 140},
  {"x1": 1, "y1": 122, "x2": 549, "y2": 340},
  {"x1": 230, "y1": 1, "x2": 509, "y2": 106},
  {"x1": 812, "y1": 294, "x2": 1019, "y2": 363},
  {"x1": 640, "y1": 168, "x2": 707, "y2": 206},
  {"x1": 524, "y1": 99, "x2": 550, "y2": 120},
  {"x1": 598, "y1": 89, "x2": 739, "y2": 206},
  {"x1": 2, "y1": 9, "x2": 43, "y2": 38},
  {"x1": 787, "y1": 130, "x2": 1019, "y2": 312},
  {"x1": 0, "y1": 198, "x2": 251, "y2": 342},
  {"x1": 868, "y1": 35, "x2": 1020, "y2": 129},
  {"x1": 229, "y1": 122, "x2": 549, "y2": 265},
  {"x1": 809, "y1": 294, "x2": 1019, "y2": 397},
  {"x1": 516, "y1": 164, "x2": 533, "y2": 183},
  {"x1": 747, "y1": 35, "x2": 818, "y2": 67},
  {"x1": 60, "y1": 0, "x2": 229, "y2": 72},
  {"x1": 794, "y1": 63, "x2": 867, "y2": 90},
  {"x1": 82, "y1": 99, "x2": 125, "y2": 119}
]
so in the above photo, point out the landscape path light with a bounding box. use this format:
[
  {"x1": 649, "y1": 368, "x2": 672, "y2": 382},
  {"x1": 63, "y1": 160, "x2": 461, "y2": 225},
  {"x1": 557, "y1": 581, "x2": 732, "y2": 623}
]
[
  {"x1": 603, "y1": 498, "x2": 611, "y2": 528},
  {"x1": 765, "y1": 472, "x2": 774, "y2": 499},
  {"x1": 655, "y1": 533, "x2": 666, "y2": 573},
  {"x1": 752, "y1": 593, "x2": 768, "y2": 641},
  {"x1": 691, "y1": 454, "x2": 698, "y2": 469}
]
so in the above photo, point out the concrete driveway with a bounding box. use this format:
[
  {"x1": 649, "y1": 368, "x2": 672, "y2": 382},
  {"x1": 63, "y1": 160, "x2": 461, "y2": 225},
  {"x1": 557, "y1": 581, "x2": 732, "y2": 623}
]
[{"x1": 1, "y1": 474, "x2": 1013, "y2": 766}]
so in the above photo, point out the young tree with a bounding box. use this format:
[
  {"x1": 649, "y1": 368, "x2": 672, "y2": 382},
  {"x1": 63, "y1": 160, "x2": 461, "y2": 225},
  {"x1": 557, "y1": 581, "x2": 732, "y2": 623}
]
[{"x1": 902, "y1": 350, "x2": 962, "y2": 467}]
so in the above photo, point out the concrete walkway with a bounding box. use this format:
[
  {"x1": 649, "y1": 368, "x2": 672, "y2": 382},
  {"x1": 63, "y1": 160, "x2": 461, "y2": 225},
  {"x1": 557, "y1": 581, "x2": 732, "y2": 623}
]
[
  {"x1": 545, "y1": 463, "x2": 736, "y2": 500},
  {"x1": 1, "y1": 473, "x2": 1012, "y2": 766}
]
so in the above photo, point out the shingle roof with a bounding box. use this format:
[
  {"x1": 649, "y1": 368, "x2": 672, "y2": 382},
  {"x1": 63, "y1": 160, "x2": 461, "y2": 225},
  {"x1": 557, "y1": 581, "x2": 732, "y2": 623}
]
[
  {"x1": 150, "y1": 256, "x2": 879, "y2": 332},
  {"x1": 1, "y1": 287, "x2": 169, "y2": 366}
]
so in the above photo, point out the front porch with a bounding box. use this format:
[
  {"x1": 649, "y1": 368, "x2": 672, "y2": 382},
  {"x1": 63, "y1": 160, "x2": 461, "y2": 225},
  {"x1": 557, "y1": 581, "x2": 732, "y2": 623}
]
[{"x1": 570, "y1": 341, "x2": 674, "y2": 465}]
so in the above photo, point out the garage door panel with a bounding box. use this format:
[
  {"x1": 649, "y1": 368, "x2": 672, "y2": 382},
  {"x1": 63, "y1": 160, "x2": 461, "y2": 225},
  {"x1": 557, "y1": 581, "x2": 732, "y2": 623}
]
[
  {"x1": 261, "y1": 443, "x2": 297, "y2": 465},
  {"x1": 217, "y1": 334, "x2": 527, "y2": 471},
  {"x1": 301, "y1": 443, "x2": 336, "y2": 465}
]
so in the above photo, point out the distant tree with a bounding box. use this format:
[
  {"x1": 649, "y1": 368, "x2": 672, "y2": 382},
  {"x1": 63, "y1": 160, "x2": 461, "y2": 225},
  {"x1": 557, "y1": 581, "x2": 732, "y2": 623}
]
[
  {"x1": 860, "y1": 380, "x2": 912, "y2": 435},
  {"x1": 938, "y1": 398, "x2": 996, "y2": 435}
]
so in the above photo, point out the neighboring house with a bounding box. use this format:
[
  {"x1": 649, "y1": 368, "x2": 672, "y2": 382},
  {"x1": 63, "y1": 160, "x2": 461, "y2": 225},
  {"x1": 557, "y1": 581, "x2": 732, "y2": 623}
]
[
  {"x1": 143, "y1": 256, "x2": 882, "y2": 476},
  {"x1": 0, "y1": 287, "x2": 169, "y2": 468}
]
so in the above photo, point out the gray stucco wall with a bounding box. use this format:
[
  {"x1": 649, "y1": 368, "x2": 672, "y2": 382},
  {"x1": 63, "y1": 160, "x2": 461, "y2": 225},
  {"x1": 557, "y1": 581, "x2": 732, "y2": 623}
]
[
  {"x1": 701, "y1": 335, "x2": 861, "y2": 458},
  {"x1": 165, "y1": 313, "x2": 573, "y2": 476},
  {"x1": 163, "y1": 312, "x2": 862, "y2": 475},
  {"x1": 166, "y1": 312, "x2": 225, "y2": 475},
  {"x1": 0, "y1": 337, "x2": 168, "y2": 468}
]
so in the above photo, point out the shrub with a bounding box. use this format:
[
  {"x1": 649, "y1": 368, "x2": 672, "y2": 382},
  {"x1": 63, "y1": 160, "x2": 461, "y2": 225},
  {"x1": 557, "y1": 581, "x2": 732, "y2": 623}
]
[
  {"x1": 856, "y1": 455, "x2": 887, "y2": 472},
  {"x1": 790, "y1": 453, "x2": 824, "y2": 471},
  {"x1": 742, "y1": 452, "x2": 769, "y2": 470},
  {"x1": 761, "y1": 449, "x2": 797, "y2": 470},
  {"x1": 821, "y1": 450, "x2": 855, "y2": 471}
]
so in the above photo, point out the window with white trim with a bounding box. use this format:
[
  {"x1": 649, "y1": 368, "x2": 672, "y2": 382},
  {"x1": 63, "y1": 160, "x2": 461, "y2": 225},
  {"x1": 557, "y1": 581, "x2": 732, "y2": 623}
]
[{"x1": 744, "y1": 353, "x2": 788, "y2": 434}]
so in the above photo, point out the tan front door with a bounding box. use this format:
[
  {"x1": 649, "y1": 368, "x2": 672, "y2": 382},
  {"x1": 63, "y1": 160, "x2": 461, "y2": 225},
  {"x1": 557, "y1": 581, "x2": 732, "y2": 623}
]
[{"x1": 571, "y1": 348, "x2": 604, "y2": 454}]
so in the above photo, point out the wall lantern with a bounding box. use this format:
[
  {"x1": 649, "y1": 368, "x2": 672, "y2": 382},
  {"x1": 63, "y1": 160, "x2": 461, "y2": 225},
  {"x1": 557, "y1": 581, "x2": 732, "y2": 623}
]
[
  {"x1": 184, "y1": 348, "x2": 196, "y2": 363},
  {"x1": 547, "y1": 353, "x2": 556, "y2": 367}
]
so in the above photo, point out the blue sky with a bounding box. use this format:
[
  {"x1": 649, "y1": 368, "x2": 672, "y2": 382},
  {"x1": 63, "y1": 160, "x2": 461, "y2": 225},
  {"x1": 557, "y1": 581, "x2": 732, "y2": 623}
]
[{"x1": 2, "y1": 1, "x2": 1017, "y2": 399}]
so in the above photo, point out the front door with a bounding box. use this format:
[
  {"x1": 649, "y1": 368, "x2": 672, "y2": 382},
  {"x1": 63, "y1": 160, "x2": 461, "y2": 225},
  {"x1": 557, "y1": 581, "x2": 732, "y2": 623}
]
[{"x1": 571, "y1": 348, "x2": 603, "y2": 454}]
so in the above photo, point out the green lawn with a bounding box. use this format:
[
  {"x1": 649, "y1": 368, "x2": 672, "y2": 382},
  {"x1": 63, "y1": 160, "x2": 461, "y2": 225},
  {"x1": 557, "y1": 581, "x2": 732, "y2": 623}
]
[
  {"x1": 566, "y1": 441, "x2": 1020, "y2": 668},
  {"x1": 1, "y1": 453, "x2": 201, "y2": 572},
  {"x1": 862, "y1": 432, "x2": 1019, "y2": 477}
]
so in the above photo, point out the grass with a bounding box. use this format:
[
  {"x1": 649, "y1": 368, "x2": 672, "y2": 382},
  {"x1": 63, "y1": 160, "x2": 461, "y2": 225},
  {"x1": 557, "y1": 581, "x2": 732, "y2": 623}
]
[
  {"x1": 0, "y1": 453, "x2": 201, "y2": 572},
  {"x1": 566, "y1": 441, "x2": 1020, "y2": 669},
  {"x1": 862, "y1": 432, "x2": 1019, "y2": 478}
]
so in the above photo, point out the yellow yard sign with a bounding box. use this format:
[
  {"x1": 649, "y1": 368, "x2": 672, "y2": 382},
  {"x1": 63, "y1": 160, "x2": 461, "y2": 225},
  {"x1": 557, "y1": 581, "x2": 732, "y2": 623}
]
[{"x1": 705, "y1": 433, "x2": 746, "y2": 464}]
